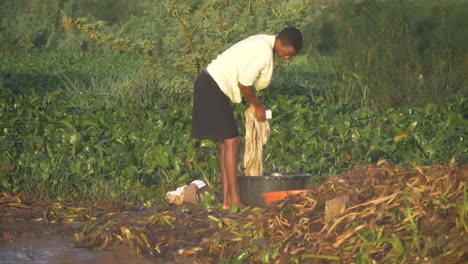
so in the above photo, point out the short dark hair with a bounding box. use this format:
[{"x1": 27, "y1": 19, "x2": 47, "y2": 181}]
[{"x1": 277, "y1": 27, "x2": 303, "y2": 52}]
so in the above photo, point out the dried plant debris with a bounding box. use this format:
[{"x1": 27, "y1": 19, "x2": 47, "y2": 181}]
[{"x1": 1, "y1": 163, "x2": 467, "y2": 263}]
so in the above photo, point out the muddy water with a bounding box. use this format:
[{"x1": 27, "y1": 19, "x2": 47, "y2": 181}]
[{"x1": 0, "y1": 233, "x2": 191, "y2": 264}]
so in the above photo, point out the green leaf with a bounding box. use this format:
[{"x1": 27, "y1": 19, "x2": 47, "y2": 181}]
[
  {"x1": 390, "y1": 233, "x2": 405, "y2": 259},
  {"x1": 176, "y1": 173, "x2": 190, "y2": 183},
  {"x1": 80, "y1": 119, "x2": 98, "y2": 128},
  {"x1": 200, "y1": 139, "x2": 216, "y2": 148}
]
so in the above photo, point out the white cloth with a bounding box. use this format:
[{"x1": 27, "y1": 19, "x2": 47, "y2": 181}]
[
  {"x1": 190, "y1": 180, "x2": 206, "y2": 189},
  {"x1": 206, "y1": 34, "x2": 275, "y2": 103},
  {"x1": 243, "y1": 106, "x2": 270, "y2": 176},
  {"x1": 165, "y1": 185, "x2": 187, "y2": 205},
  {"x1": 165, "y1": 180, "x2": 207, "y2": 205}
]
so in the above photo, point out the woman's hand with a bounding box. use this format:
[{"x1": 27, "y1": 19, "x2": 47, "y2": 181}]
[
  {"x1": 239, "y1": 82, "x2": 267, "y2": 122},
  {"x1": 254, "y1": 105, "x2": 266, "y2": 122}
]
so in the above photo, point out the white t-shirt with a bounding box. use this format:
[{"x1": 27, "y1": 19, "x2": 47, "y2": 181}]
[{"x1": 206, "y1": 34, "x2": 275, "y2": 103}]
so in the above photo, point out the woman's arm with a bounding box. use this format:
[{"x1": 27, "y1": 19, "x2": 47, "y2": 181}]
[{"x1": 239, "y1": 82, "x2": 266, "y2": 122}]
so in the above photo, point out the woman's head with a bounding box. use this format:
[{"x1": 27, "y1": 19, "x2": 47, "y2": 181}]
[{"x1": 274, "y1": 26, "x2": 303, "y2": 60}]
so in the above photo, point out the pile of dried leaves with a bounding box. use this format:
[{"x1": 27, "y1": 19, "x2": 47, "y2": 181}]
[{"x1": 2, "y1": 162, "x2": 467, "y2": 263}]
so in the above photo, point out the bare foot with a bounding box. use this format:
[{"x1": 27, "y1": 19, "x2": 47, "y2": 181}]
[
  {"x1": 222, "y1": 202, "x2": 231, "y2": 211},
  {"x1": 222, "y1": 201, "x2": 247, "y2": 212}
]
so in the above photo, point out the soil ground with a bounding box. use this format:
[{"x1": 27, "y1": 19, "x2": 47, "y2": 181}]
[
  {"x1": 0, "y1": 203, "x2": 193, "y2": 263},
  {"x1": 1, "y1": 162, "x2": 467, "y2": 263}
]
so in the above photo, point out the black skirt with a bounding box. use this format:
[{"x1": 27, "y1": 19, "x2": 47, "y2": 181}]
[{"x1": 191, "y1": 71, "x2": 239, "y2": 141}]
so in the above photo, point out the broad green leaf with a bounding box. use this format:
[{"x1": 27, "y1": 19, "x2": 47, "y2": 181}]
[
  {"x1": 80, "y1": 119, "x2": 98, "y2": 128},
  {"x1": 200, "y1": 139, "x2": 216, "y2": 148}
]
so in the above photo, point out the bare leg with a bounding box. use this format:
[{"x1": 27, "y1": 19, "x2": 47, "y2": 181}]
[
  {"x1": 219, "y1": 142, "x2": 229, "y2": 208},
  {"x1": 220, "y1": 136, "x2": 246, "y2": 210}
]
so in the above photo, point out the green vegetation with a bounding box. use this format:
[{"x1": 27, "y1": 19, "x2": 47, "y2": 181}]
[
  {"x1": 0, "y1": 0, "x2": 467, "y2": 205},
  {"x1": 0, "y1": 2, "x2": 467, "y2": 263},
  {"x1": 1, "y1": 58, "x2": 466, "y2": 204}
]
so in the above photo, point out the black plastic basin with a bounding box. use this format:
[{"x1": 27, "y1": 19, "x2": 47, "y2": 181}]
[{"x1": 238, "y1": 173, "x2": 311, "y2": 207}]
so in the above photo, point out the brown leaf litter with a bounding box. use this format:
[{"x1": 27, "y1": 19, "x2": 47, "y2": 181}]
[{"x1": 1, "y1": 163, "x2": 467, "y2": 263}]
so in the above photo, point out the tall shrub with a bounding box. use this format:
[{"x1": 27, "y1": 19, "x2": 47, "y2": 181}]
[
  {"x1": 67, "y1": 0, "x2": 322, "y2": 96},
  {"x1": 311, "y1": 0, "x2": 468, "y2": 108}
]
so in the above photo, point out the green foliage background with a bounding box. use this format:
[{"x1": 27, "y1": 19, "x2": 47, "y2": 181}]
[
  {"x1": 1, "y1": 0, "x2": 467, "y2": 107},
  {"x1": 0, "y1": 0, "x2": 467, "y2": 204}
]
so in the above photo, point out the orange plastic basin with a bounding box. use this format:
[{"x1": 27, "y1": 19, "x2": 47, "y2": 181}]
[{"x1": 261, "y1": 190, "x2": 310, "y2": 206}]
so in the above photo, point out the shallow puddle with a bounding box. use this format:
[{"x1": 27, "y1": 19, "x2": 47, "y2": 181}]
[{"x1": 0, "y1": 233, "x2": 189, "y2": 264}]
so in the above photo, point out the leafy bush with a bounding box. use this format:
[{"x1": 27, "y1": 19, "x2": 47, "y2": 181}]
[{"x1": 1, "y1": 84, "x2": 465, "y2": 204}]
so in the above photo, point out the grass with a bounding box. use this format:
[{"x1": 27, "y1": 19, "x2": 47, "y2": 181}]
[{"x1": 300, "y1": 0, "x2": 468, "y2": 110}]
